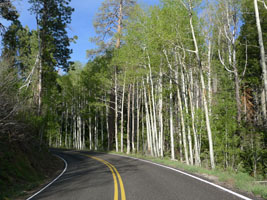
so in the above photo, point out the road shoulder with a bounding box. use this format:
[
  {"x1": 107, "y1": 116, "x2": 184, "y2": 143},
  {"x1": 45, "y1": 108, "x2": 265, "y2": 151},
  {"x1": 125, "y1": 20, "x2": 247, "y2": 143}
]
[{"x1": 108, "y1": 152, "x2": 265, "y2": 200}]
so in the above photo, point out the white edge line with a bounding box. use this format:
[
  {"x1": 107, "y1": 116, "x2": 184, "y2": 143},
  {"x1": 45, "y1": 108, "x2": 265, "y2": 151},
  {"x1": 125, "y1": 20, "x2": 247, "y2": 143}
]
[
  {"x1": 110, "y1": 153, "x2": 253, "y2": 200},
  {"x1": 26, "y1": 154, "x2": 68, "y2": 200}
]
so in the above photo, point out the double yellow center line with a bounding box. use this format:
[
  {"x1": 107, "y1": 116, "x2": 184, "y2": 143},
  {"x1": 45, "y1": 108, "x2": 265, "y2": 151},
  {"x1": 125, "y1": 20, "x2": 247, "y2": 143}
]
[{"x1": 84, "y1": 155, "x2": 126, "y2": 200}]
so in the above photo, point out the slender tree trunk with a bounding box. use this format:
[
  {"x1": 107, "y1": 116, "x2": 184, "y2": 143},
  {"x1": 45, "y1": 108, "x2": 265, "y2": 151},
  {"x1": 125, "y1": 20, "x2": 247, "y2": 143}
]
[
  {"x1": 121, "y1": 73, "x2": 126, "y2": 152},
  {"x1": 107, "y1": 0, "x2": 123, "y2": 151},
  {"x1": 188, "y1": 1, "x2": 215, "y2": 168},
  {"x1": 94, "y1": 112, "x2": 98, "y2": 151},
  {"x1": 116, "y1": 0, "x2": 122, "y2": 49},
  {"x1": 73, "y1": 115, "x2": 77, "y2": 149},
  {"x1": 175, "y1": 101, "x2": 183, "y2": 162},
  {"x1": 89, "y1": 115, "x2": 92, "y2": 150},
  {"x1": 83, "y1": 119, "x2": 85, "y2": 149},
  {"x1": 115, "y1": 70, "x2": 119, "y2": 152},
  {"x1": 69, "y1": 117, "x2": 72, "y2": 148},
  {"x1": 177, "y1": 86, "x2": 189, "y2": 164},
  {"x1": 59, "y1": 130, "x2": 62, "y2": 147},
  {"x1": 132, "y1": 83, "x2": 135, "y2": 153},
  {"x1": 143, "y1": 81, "x2": 153, "y2": 156},
  {"x1": 207, "y1": 41, "x2": 212, "y2": 115},
  {"x1": 159, "y1": 66, "x2": 164, "y2": 157},
  {"x1": 101, "y1": 107, "x2": 104, "y2": 149},
  {"x1": 105, "y1": 94, "x2": 110, "y2": 151},
  {"x1": 37, "y1": 47, "x2": 43, "y2": 146},
  {"x1": 163, "y1": 50, "x2": 175, "y2": 160},
  {"x1": 189, "y1": 69, "x2": 201, "y2": 166},
  {"x1": 136, "y1": 82, "x2": 140, "y2": 153},
  {"x1": 169, "y1": 71, "x2": 175, "y2": 160},
  {"x1": 147, "y1": 59, "x2": 159, "y2": 157},
  {"x1": 65, "y1": 107, "x2": 68, "y2": 148},
  {"x1": 254, "y1": 0, "x2": 267, "y2": 123},
  {"x1": 77, "y1": 115, "x2": 82, "y2": 150},
  {"x1": 147, "y1": 79, "x2": 157, "y2": 157},
  {"x1": 36, "y1": 14, "x2": 44, "y2": 149},
  {"x1": 141, "y1": 97, "x2": 145, "y2": 154},
  {"x1": 180, "y1": 61, "x2": 193, "y2": 165},
  {"x1": 171, "y1": 51, "x2": 189, "y2": 164},
  {"x1": 127, "y1": 85, "x2": 131, "y2": 154}
]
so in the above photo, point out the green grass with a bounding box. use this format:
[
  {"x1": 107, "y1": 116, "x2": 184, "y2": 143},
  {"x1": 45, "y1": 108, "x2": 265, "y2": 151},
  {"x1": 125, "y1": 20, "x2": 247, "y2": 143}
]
[{"x1": 108, "y1": 151, "x2": 267, "y2": 199}]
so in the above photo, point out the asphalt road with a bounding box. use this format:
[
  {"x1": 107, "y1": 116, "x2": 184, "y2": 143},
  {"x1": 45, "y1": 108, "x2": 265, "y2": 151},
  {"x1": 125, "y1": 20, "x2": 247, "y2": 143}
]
[{"x1": 29, "y1": 149, "x2": 257, "y2": 200}]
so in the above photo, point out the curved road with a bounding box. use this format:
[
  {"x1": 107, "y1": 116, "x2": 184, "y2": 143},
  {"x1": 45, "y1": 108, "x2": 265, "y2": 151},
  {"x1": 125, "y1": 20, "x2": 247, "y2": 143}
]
[{"x1": 29, "y1": 149, "x2": 257, "y2": 200}]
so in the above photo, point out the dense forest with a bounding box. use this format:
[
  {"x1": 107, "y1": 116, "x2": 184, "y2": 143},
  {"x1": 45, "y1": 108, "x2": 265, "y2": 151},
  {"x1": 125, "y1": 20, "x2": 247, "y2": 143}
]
[{"x1": 0, "y1": 0, "x2": 267, "y2": 197}]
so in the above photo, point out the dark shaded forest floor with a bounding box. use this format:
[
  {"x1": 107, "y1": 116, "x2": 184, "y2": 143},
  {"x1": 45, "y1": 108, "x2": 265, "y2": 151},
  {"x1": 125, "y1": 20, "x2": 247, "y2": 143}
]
[{"x1": 0, "y1": 138, "x2": 64, "y2": 200}]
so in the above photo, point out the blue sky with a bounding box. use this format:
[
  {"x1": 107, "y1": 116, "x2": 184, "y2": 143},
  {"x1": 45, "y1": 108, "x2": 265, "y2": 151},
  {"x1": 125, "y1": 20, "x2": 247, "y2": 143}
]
[{"x1": 6, "y1": 0, "x2": 160, "y2": 64}]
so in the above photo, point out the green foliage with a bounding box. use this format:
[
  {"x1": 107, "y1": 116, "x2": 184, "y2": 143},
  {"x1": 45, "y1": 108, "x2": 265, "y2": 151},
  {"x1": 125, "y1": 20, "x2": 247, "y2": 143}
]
[
  {"x1": 29, "y1": 0, "x2": 74, "y2": 71},
  {"x1": 2, "y1": 0, "x2": 267, "y2": 198},
  {"x1": 237, "y1": 0, "x2": 267, "y2": 88},
  {"x1": 88, "y1": 0, "x2": 136, "y2": 55},
  {"x1": 0, "y1": 0, "x2": 19, "y2": 31}
]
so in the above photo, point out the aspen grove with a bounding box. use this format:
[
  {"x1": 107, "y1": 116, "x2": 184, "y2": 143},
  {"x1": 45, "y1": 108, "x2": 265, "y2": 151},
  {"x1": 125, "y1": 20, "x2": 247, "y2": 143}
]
[
  {"x1": 44, "y1": 0, "x2": 267, "y2": 177},
  {"x1": 2, "y1": 0, "x2": 266, "y2": 179}
]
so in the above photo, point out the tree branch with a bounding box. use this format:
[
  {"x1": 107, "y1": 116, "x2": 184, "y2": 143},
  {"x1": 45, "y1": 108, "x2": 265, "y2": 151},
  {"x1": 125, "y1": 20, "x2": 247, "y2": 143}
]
[{"x1": 258, "y1": 0, "x2": 267, "y2": 9}]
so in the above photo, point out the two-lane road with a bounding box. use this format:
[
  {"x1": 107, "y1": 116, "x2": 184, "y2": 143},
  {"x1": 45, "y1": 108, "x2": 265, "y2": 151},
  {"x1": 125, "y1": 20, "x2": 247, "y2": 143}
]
[{"x1": 29, "y1": 150, "x2": 257, "y2": 200}]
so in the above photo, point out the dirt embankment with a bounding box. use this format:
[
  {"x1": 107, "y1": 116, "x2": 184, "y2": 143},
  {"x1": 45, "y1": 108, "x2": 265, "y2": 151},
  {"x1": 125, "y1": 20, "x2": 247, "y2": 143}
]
[{"x1": 0, "y1": 139, "x2": 63, "y2": 200}]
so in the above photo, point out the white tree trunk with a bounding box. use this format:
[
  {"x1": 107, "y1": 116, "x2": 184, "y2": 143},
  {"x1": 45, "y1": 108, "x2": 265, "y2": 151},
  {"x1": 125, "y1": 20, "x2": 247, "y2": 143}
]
[
  {"x1": 169, "y1": 72, "x2": 175, "y2": 160},
  {"x1": 77, "y1": 115, "x2": 82, "y2": 150},
  {"x1": 94, "y1": 113, "x2": 98, "y2": 150},
  {"x1": 254, "y1": 0, "x2": 267, "y2": 122},
  {"x1": 159, "y1": 67, "x2": 164, "y2": 157},
  {"x1": 136, "y1": 82, "x2": 140, "y2": 153},
  {"x1": 180, "y1": 61, "x2": 193, "y2": 165},
  {"x1": 148, "y1": 63, "x2": 159, "y2": 157},
  {"x1": 83, "y1": 119, "x2": 85, "y2": 149},
  {"x1": 73, "y1": 115, "x2": 77, "y2": 149},
  {"x1": 189, "y1": 69, "x2": 201, "y2": 166},
  {"x1": 121, "y1": 73, "x2": 126, "y2": 152},
  {"x1": 169, "y1": 50, "x2": 189, "y2": 164},
  {"x1": 208, "y1": 41, "x2": 212, "y2": 115},
  {"x1": 89, "y1": 117, "x2": 92, "y2": 150},
  {"x1": 132, "y1": 83, "x2": 136, "y2": 153},
  {"x1": 147, "y1": 80, "x2": 157, "y2": 157},
  {"x1": 143, "y1": 81, "x2": 153, "y2": 156},
  {"x1": 127, "y1": 85, "x2": 131, "y2": 154},
  {"x1": 65, "y1": 108, "x2": 68, "y2": 148},
  {"x1": 187, "y1": 1, "x2": 215, "y2": 168},
  {"x1": 141, "y1": 97, "x2": 145, "y2": 154},
  {"x1": 115, "y1": 71, "x2": 119, "y2": 152},
  {"x1": 89, "y1": 107, "x2": 92, "y2": 150},
  {"x1": 105, "y1": 93, "x2": 110, "y2": 151},
  {"x1": 101, "y1": 108, "x2": 104, "y2": 149}
]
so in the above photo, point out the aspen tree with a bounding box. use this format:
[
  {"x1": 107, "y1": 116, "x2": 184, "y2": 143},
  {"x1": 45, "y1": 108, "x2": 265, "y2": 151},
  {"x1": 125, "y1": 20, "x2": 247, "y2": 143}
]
[
  {"x1": 121, "y1": 73, "x2": 126, "y2": 152},
  {"x1": 163, "y1": 49, "x2": 175, "y2": 160},
  {"x1": 254, "y1": 0, "x2": 267, "y2": 122},
  {"x1": 91, "y1": 0, "x2": 136, "y2": 150},
  {"x1": 136, "y1": 82, "x2": 141, "y2": 153},
  {"x1": 127, "y1": 85, "x2": 131, "y2": 154},
  {"x1": 215, "y1": 0, "x2": 243, "y2": 128},
  {"x1": 131, "y1": 82, "x2": 136, "y2": 153},
  {"x1": 158, "y1": 67, "x2": 164, "y2": 157},
  {"x1": 180, "y1": 0, "x2": 215, "y2": 168}
]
